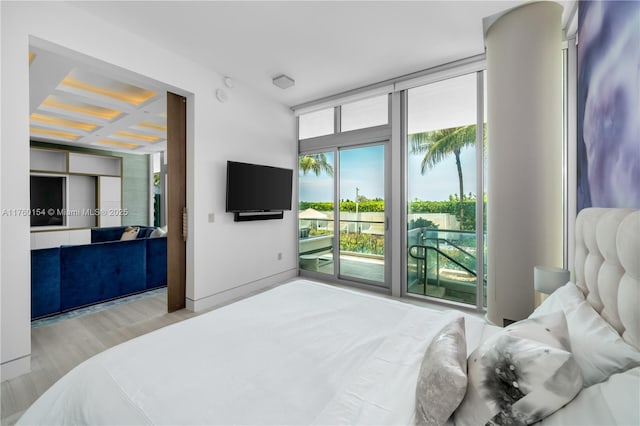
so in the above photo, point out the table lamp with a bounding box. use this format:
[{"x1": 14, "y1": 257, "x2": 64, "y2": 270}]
[{"x1": 534, "y1": 265, "x2": 570, "y2": 294}]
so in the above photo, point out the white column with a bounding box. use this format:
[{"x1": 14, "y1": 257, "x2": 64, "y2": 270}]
[{"x1": 485, "y1": 2, "x2": 563, "y2": 325}]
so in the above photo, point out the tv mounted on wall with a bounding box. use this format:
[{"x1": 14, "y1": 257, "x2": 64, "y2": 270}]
[
  {"x1": 30, "y1": 175, "x2": 65, "y2": 227},
  {"x1": 225, "y1": 161, "x2": 293, "y2": 222}
]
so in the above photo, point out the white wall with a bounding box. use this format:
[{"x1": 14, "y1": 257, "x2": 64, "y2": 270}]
[
  {"x1": 1, "y1": 2, "x2": 296, "y2": 380},
  {"x1": 189, "y1": 84, "x2": 298, "y2": 310}
]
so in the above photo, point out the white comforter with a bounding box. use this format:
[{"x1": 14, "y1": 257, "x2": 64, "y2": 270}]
[{"x1": 19, "y1": 279, "x2": 495, "y2": 425}]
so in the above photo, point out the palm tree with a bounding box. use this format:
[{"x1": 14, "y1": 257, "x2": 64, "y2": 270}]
[
  {"x1": 299, "y1": 153, "x2": 333, "y2": 176},
  {"x1": 409, "y1": 125, "x2": 480, "y2": 223}
]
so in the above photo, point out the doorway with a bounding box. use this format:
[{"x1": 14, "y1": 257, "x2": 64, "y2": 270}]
[{"x1": 28, "y1": 41, "x2": 188, "y2": 315}]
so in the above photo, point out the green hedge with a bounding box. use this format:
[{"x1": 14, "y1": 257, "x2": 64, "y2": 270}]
[
  {"x1": 298, "y1": 200, "x2": 384, "y2": 213},
  {"x1": 408, "y1": 200, "x2": 480, "y2": 231},
  {"x1": 299, "y1": 201, "x2": 334, "y2": 212},
  {"x1": 299, "y1": 199, "x2": 485, "y2": 230}
]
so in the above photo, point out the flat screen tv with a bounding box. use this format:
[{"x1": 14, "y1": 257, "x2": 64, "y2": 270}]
[
  {"x1": 30, "y1": 175, "x2": 65, "y2": 227},
  {"x1": 226, "y1": 161, "x2": 293, "y2": 215}
]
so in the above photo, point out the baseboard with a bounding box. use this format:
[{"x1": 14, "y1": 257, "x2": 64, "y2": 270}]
[
  {"x1": 186, "y1": 268, "x2": 298, "y2": 312},
  {"x1": 1, "y1": 355, "x2": 30, "y2": 382}
]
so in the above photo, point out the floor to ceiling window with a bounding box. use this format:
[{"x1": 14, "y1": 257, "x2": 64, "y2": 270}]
[
  {"x1": 298, "y1": 94, "x2": 390, "y2": 288},
  {"x1": 405, "y1": 72, "x2": 486, "y2": 306},
  {"x1": 296, "y1": 59, "x2": 487, "y2": 308}
]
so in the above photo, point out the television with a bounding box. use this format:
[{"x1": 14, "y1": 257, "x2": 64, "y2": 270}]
[
  {"x1": 226, "y1": 161, "x2": 293, "y2": 220},
  {"x1": 30, "y1": 175, "x2": 65, "y2": 227}
]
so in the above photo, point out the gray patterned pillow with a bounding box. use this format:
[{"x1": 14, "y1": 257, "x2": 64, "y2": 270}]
[
  {"x1": 454, "y1": 311, "x2": 583, "y2": 426},
  {"x1": 415, "y1": 316, "x2": 467, "y2": 426}
]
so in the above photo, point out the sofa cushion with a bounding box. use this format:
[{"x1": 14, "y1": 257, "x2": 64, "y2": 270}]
[
  {"x1": 91, "y1": 226, "x2": 156, "y2": 243},
  {"x1": 138, "y1": 227, "x2": 155, "y2": 238},
  {"x1": 91, "y1": 226, "x2": 128, "y2": 243}
]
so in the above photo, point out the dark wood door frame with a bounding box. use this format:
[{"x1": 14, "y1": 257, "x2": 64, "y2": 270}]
[{"x1": 166, "y1": 92, "x2": 187, "y2": 312}]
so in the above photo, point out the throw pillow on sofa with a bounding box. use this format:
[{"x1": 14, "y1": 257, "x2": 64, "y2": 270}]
[
  {"x1": 120, "y1": 226, "x2": 140, "y2": 241},
  {"x1": 150, "y1": 227, "x2": 167, "y2": 238}
]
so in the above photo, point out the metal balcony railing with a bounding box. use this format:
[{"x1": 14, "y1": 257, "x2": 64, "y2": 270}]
[{"x1": 408, "y1": 229, "x2": 486, "y2": 295}]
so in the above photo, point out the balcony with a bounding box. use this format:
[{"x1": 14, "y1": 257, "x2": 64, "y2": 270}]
[
  {"x1": 299, "y1": 216, "x2": 484, "y2": 304},
  {"x1": 407, "y1": 227, "x2": 486, "y2": 305},
  {"x1": 299, "y1": 217, "x2": 385, "y2": 283}
]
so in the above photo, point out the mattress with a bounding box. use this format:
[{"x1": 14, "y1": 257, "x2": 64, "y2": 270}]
[{"x1": 19, "y1": 279, "x2": 496, "y2": 425}]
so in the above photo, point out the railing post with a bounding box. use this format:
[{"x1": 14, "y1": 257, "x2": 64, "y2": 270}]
[
  {"x1": 435, "y1": 235, "x2": 440, "y2": 287},
  {"x1": 423, "y1": 246, "x2": 428, "y2": 295}
]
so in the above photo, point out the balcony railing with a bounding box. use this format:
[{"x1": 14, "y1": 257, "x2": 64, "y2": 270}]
[{"x1": 407, "y1": 228, "x2": 486, "y2": 304}]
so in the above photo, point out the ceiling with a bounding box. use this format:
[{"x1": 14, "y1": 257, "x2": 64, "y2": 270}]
[
  {"x1": 30, "y1": 1, "x2": 575, "y2": 154},
  {"x1": 29, "y1": 46, "x2": 168, "y2": 154}
]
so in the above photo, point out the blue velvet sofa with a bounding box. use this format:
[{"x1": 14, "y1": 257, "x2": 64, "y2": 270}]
[{"x1": 31, "y1": 226, "x2": 167, "y2": 319}]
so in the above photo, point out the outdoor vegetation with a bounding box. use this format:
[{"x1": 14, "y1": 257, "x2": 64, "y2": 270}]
[
  {"x1": 340, "y1": 233, "x2": 384, "y2": 256},
  {"x1": 299, "y1": 198, "x2": 484, "y2": 231}
]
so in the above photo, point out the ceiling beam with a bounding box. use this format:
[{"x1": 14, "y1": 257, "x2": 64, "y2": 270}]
[
  {"x1": 29, "y1": 48, "x2": 74, "y2": 114},
  {"x1": 82, "y1": 97, "x2": 166, "y2": 146}
]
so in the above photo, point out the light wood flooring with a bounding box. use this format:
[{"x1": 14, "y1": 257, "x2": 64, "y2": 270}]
[{"x1": 1, "y1": 291, "x2": 199, "y2": 425}]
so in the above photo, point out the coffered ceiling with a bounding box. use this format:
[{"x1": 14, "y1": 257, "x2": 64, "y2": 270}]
[{"x1": 29, "y1": 46, "x2": 167, "y2": 154}]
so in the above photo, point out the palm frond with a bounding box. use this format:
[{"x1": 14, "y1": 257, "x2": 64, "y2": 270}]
[
  {"x1": 409, "y1": 125, "x2": 477, "y2": 174},
  {"x1": 299, "y1": 154, "x2": 333, "y2": 177}
]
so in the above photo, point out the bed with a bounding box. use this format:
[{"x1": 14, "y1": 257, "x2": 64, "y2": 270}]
[{"x1": 18, "y1": 208, "x2": 639, "y2": 425}]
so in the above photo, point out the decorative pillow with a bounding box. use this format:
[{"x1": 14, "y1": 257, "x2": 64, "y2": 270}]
[
  {"x1": 150, "y1": 227, "x2": 167, "y2": 238},
  {"x1": 453, "y1": 312, "x2": 583, "y2": 426},
  {"x1": 415, "y1": 316, "x2": 467, "y2": 426},
  {"x1": 530, "y1": 282, "x2": 640, "y2": 386},
  {"x1": 531, "y1": 282, "x2": 585, "y2": 315},
  {"x1": 120, "y1": 226, "x2": 139, "y2": 241}
]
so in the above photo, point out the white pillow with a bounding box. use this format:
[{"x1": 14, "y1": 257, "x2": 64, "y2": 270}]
[
  {"x1": 415, "y1": 317, "x2": 467, "y2": 426},
  {"x1": 454, "y1": 312, "x2": 583, "y2": 426},
  {"x1": 537, "y1": 367, "x2": 640, "y2": 426},
  {"x1": 530, "y1": 283, "x2": 640, "y2": 386},
  {"x1": 531, "y1": 282, "x2": 585, "y2": 315},
  {"x1": 150, "y1": 227, "x2": 166, "y2": 238}
]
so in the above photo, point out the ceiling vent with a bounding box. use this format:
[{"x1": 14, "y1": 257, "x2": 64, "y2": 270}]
[{"x1": 272, "y1": 74, "x2": 295, "y2": 89}]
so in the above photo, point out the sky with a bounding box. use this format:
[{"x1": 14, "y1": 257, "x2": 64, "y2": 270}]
[{"x1": 299, "y1": 144, "x2": 478, "y2": 203}]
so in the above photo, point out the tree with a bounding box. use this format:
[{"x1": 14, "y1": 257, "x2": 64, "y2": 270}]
[
  {"x1": 299, "y1": 153, "x2": 333, "y2": 176},
  {"x1": 409, "y1": 125, "x2": 482, "y2": 223}
]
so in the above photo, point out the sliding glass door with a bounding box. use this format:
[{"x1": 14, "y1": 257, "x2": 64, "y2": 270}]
[
  {"x1": 338, "y1": 144, "x2": 386, "y2": 284},
  {"x1": 298, "y1": 143, "x2": 388, "y2": 287}
]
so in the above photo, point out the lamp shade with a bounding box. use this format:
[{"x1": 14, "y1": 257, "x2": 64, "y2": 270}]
[{"x1": 534, "y1": 265, "x2": 570, "y2": 294}]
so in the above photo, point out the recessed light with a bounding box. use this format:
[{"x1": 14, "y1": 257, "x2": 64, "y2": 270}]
[{"x1": 272, "y1": 74, "x2": 295, "y2": 89}]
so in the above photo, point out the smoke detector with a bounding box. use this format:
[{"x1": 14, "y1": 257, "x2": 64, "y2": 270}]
[{"x1": 272, "y1": 74, "x2": 295, "y2": 89}]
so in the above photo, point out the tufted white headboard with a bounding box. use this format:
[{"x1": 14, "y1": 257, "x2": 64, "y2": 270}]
[{"x1": 574, "y1": 208, "x2": 640, "y2": 350}]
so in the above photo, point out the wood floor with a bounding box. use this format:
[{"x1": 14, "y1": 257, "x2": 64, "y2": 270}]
[{"x1": 0, "y1": 291, "x2": 199, "y2": 425}]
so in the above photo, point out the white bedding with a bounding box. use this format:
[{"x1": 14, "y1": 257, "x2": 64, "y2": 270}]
[
  {"x1": 537, "y1": 367, "x2": 640, "y2": 426},
  {"x1": 19, "y1": 279, "x2": 496, "y2": 425}
]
